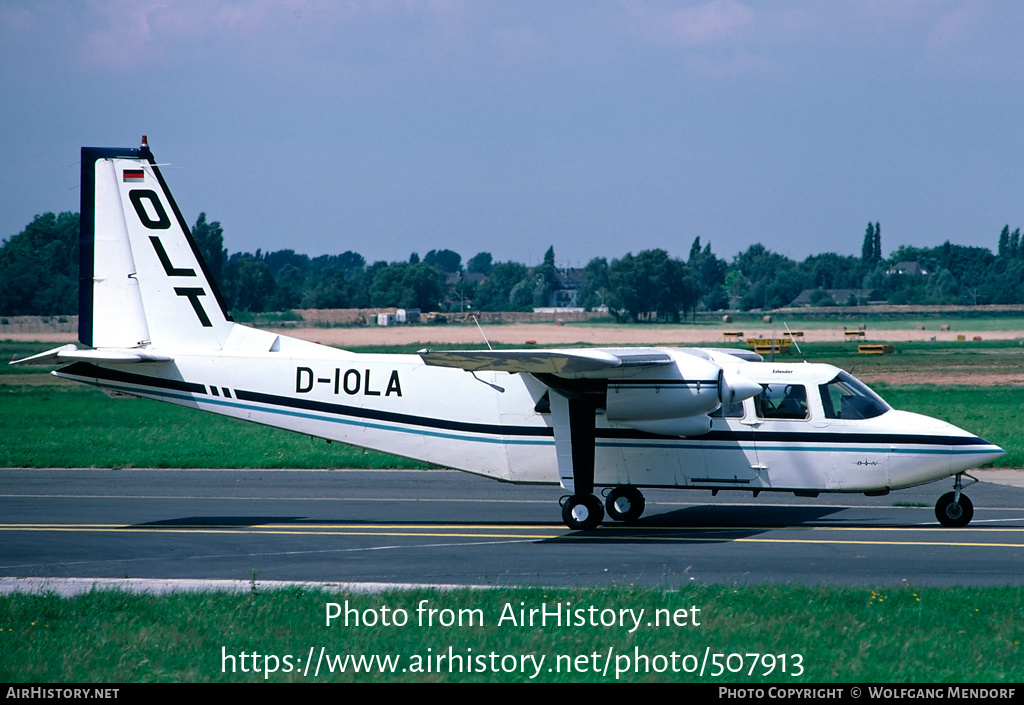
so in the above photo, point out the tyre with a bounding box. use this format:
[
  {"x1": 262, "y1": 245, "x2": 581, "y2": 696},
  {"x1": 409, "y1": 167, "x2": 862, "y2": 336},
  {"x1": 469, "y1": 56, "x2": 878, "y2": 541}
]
[
  {"x1": 561, "y1": 494, "x2": 604, "y2": 530},
  {"x1": 935, "y1": 491, "x2": 973, "y2": 528},
  {"x1": 604, "y1": 486, "x2": 646, "y2": 522}
]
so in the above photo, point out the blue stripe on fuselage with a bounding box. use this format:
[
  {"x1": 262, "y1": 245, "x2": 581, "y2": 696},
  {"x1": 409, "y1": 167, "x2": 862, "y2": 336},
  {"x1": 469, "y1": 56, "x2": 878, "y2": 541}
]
[{"x1": 58, "y1": 363, "x2": 1000, "y2": 455}]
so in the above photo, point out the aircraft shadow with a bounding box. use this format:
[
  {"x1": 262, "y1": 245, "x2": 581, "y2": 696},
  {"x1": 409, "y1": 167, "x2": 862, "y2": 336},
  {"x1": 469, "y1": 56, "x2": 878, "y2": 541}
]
[
  {"x1": 548, "y1": 505, "x2": 846, "y2": 544},
  {"x1": 130, "y1": 505, "x2": 845, "y2": 544},
  {"x1": 130, "y1": 516, "x2": 306, "y2": 528},
  {"x1": 128, "y1": 516, "x2": 558, "y2": 529},
  {"x1": 642, "y1": 504, "x2": 844, "y2": 527}
]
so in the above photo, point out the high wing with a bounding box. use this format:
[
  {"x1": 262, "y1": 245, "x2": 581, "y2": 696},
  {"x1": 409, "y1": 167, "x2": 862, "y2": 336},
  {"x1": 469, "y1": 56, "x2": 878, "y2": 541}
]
[
  {"x1": 418, "y1": 347, "x2": 674, "y2": 374},
  {"x1": 419, "y1": 346, "x2": 764, "y2": 527},
  {"x1": 419, "y1": 346, "x2": 763, "y2": 400}
]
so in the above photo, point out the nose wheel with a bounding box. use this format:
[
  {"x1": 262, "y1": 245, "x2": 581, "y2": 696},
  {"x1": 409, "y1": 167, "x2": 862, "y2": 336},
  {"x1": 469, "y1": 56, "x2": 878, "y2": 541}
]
[
  {"x1": 935, "y1": 491, "x2": 974, "y2": 527},
  {"x1": 934, "y1": 473, "x2": 975, "y2": 528}
]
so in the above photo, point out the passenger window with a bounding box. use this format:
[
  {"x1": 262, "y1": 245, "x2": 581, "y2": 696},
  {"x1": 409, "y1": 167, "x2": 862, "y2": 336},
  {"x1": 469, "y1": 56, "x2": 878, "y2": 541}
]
[{"x1": 757, "y1": 384, "x2": 808, "y2": 420}]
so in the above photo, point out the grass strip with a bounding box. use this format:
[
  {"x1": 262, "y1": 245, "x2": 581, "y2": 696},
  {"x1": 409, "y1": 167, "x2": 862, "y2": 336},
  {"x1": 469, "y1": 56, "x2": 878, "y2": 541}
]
[
  {"x1": 2, "y1": 584, "x2": 1020, "y2": 682},
  {"x1": 0, "y1": 383, "x2": 431, "y2": 470}
]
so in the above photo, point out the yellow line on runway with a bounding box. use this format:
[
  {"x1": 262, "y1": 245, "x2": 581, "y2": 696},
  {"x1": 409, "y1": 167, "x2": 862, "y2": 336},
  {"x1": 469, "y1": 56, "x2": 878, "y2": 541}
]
[
  {"x1": 2, "y1": 523, "x2": 1023, "y2": 548},
  {"x1": 0, "y1": 523, "x2": 560, "y2": 532},
  {"x1": 6, "y1": 522, "x2": 1024, "y2": 535},
  {"x1": 269, "y1": 523, "x2": 1024, "y2": 533},
  {"x1": 5, "y1": 522, "x2": 1024, "y2": 532},
  {"x1": 0, "y1": 524, "x2": 559, "y2": 539},
  {"x1": 0, "y1": 528, "x2": 553, "y2": 540}
]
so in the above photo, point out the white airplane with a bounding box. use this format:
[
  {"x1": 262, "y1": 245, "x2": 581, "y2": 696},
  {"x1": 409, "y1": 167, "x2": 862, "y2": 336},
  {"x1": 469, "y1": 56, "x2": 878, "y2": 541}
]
[{"x1": 13, "y1": 139, "x2": 1005, "y2": 530}]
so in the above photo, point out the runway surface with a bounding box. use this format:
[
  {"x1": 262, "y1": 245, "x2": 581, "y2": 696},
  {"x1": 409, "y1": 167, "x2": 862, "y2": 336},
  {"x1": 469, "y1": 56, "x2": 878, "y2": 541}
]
[{"x1": 2, "y1": 468, "x2": 1024, "y2": 589}]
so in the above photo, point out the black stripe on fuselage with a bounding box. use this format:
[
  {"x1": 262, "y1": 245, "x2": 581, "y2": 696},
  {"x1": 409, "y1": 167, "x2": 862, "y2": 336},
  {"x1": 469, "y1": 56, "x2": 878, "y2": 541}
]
[
  {"x1": 59, "y1": 362, "x2": 206, "y2": 395},
  {"x1": 608, "y1": 379, "x2": 720, "y2": 386},
  {"x1": 58, "y1": 363, "x2": 992, "y2": 448},
  {"x1": 58, "y1": 362, "x2": 550, "y2": 438},
  {"x1": 594, "y1": 427, "x2": 990, "y2": 447},
  {"x1": 233, "y1": 388, "x2": 553, "y2": 437}
]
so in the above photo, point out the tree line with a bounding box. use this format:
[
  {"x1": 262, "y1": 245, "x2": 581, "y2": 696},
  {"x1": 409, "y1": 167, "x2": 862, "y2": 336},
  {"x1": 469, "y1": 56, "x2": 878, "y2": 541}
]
[{"x1": 3, "y1": 211, "x2": 1023, "y2": 320}]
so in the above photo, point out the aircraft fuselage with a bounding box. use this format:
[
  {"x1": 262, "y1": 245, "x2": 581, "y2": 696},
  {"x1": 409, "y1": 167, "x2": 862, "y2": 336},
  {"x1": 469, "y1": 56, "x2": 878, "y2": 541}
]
[{"x1": 55, "y1": 340, "x2": 1000, "y2": 496}]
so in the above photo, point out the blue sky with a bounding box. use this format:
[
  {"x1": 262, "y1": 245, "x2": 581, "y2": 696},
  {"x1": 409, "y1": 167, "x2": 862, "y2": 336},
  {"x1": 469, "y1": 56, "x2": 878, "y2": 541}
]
[{"x1": 2, "y1": 1, "x2": 1023, "y2": 267}]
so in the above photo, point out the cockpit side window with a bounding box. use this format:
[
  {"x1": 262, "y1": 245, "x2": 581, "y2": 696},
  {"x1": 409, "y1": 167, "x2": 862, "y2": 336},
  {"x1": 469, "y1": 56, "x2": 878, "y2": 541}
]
[
  {"x1": 756, "y1": 383, "x2": 809, "y2": 420},
  {"x1": 818, "y1": 372, "x2": 890, "y2": 420}
]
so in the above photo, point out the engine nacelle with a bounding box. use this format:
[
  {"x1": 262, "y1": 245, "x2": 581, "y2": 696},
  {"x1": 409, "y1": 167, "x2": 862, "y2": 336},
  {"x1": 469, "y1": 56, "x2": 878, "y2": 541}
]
[
  {"x1": 604, "y1": 354, "x2": 722, "y2": 422},
  {"x1": 603, "y1": 353, "x2": 762, "y2": 437},
  {"x1": 605, "y1": 380, "x2": 720, "y2": 421}
]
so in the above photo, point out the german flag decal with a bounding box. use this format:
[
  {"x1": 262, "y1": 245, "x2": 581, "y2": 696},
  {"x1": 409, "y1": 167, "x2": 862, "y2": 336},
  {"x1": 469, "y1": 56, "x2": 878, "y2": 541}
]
[{"x1": 123, "y1": 169, "x2": 145, "y2": 182}]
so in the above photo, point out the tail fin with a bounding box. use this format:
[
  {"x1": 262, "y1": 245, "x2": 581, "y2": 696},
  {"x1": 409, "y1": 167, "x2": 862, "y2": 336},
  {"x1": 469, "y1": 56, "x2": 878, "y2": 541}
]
[{"x1": 79, "y1": 138, "x2": 233, "y2": 352}]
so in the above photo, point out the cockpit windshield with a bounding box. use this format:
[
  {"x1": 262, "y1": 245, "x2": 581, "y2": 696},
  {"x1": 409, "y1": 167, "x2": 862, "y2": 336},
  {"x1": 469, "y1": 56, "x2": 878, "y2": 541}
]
[{"x1": 818, "y1": 371, "x2": 890, "y2": 420}]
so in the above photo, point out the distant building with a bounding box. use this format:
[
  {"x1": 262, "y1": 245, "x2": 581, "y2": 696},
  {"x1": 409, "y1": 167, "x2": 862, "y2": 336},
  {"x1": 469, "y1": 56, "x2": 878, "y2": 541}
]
[
  {"x1": 547, "y1": 268, "x2": 588, "y2": 308},
  {"x1": 887, "y1": 261, "x2": 929, "y2": 277},
  {"x1": 395, "y1": 308, "x2": 420, "y2": 323},
  {"x1": 789, "y1": 288, "x2": 883, "y2": 307}
]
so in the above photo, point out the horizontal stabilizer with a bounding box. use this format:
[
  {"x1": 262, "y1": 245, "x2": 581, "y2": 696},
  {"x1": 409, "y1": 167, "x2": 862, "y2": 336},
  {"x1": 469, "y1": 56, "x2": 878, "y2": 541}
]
[
  {"x1": 418, "y1": 348, "x2": 673, "y2": 374},
  {"x1": 9, "y1": 344, "x2": 171, "y2": 366}
]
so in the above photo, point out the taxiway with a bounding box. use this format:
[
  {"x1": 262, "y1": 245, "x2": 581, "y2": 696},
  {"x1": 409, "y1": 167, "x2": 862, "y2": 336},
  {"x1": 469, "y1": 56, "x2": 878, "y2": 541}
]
[{"x1": 2, "y1": 468, "x2": 1023, "y2": 589}]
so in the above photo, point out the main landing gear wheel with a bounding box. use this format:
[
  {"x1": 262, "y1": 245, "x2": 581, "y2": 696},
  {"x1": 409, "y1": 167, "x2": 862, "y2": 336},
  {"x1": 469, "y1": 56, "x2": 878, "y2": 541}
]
[
  {"x1": 604, "y1": 486, "x2": 646, "y2": 523},
  {"x1": 935, "y1": 491, "x2": 974, "y2": 528},
  {"x1": 561, "y1": 494, "x2": 604, "y2": 530}
]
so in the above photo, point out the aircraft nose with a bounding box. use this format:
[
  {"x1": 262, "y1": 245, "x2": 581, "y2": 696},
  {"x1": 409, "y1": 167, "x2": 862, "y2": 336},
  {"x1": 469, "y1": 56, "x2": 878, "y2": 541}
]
[
  {"x1": 888, "y1": 411, "x2": 1005, "y2": 479},
  {"x1": 950, "y1": 434, "x2": 1005, "y2": 473},
  {"x1": 980, "y1": 437, "x2": 1005, "y2": 457}
]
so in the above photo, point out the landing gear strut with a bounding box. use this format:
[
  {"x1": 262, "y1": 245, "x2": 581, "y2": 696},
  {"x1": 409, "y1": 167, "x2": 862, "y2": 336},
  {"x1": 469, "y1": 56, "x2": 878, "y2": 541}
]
[
  {"x1": 553, "y1": 394, "x2": 605, "y2": 530},
  {"x1": 935, "y1": 473, "x2": 975, "y2": 528},
  {"x1": 604, "y1": 486, "x2": 646, "y2": 522}
]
